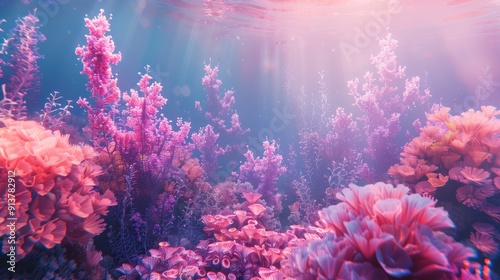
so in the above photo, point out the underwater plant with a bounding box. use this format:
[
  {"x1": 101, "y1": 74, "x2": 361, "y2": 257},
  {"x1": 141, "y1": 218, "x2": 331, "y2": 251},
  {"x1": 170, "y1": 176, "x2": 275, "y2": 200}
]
[
  {"x1": 0, "y1": 10, "x2": 45, "y2": 120},
  {"x1": 347, "y1": 33, "x2": 431, "y2": 178},
  {"x1": 2, "y1": 4, "x2": 498, "y2": 279},
  {"x1": 239, "y1": 140, "x2": 287, "y2": 217}
]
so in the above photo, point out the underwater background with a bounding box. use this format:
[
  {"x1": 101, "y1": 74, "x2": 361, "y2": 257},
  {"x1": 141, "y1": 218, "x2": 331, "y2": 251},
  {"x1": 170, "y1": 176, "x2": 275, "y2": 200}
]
[{"x1": 1, "y1": 0, "x2": 500, "y2": 279}]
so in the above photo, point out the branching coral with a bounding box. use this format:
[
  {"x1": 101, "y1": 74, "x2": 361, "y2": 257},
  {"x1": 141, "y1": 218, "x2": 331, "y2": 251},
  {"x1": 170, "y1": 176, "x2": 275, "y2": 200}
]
[
  {"x1": 239, "y1": 140, "x2": 287, "y2": 215},
  {"x1": 196, "y1": 63, "x2": 248, "y2": 136},
  {"x1": 0, "y1": 119, "x2": 116, "y2": 259},
  {"x1": 347, "y1": 33, "x2": 431, "y2": 177},
  {"x1": 0, "y1": 11, "x2": 45, "y2": 120}
]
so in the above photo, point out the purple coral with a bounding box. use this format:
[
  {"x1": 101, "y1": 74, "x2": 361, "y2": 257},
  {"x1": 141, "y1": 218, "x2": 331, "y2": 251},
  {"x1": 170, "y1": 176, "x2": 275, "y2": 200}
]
[
  {"x1": 239, "y1": 140, "x2": 286, "y2": 213},
  {"x1": 347, "y1": 33, "x2": 431, "y2": 177},
  {"x1": 191, "y1": 124, "x2": 225, "y2": 180},
  {"x1": 196, "y1": 63, "x2": 248, "y2": 136}
]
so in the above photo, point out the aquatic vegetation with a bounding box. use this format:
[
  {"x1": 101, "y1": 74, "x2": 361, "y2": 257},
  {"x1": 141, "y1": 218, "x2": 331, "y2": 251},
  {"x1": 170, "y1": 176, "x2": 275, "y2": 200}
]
[
  {"x1": 292, "y1": 33, "x2": 429, "y2": 221},
  {"x1": 0, "y1": 10, "x2": 45, "y2": 120},
  {"x1": 196, "y1": 63, "x2": 248, "y2": 136},
  {"x1": 347, "y1": 33, "x2": 431, "y2": 177},
  {"x1": 239, "y1": 140, "x2": 287, "y2": 216}
]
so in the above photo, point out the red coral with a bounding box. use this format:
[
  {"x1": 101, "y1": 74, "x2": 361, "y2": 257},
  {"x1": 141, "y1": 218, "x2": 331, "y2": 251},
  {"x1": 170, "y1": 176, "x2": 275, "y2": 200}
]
[{"x1": 0, "y1": 119, "x2": 116, "y2": 259}]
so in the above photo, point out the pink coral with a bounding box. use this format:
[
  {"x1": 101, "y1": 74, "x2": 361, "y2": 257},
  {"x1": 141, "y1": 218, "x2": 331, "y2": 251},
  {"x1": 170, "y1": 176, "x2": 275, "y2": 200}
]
[
  {"x1": 389, "y1": 105, "x2": 500, "y2": 255},
  {"x1": 0, "y1": 119, "x2": 116, "y2": 259},
  {"x1": 76, "y1": 9, "x2": 121, "y2": 149},
  {"x1": 284, "y1": 182, "x2": 474, "y2": 279}
]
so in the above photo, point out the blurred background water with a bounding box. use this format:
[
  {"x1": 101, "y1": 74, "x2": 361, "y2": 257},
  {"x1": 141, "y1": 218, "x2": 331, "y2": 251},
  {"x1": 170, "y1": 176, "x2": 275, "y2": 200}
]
[
  {"x1": 1, "y1": 0, "x2": 499, "y2": 135},
  {"x1": 1, "y1": 0, "x2": 500, "y2": 278}
]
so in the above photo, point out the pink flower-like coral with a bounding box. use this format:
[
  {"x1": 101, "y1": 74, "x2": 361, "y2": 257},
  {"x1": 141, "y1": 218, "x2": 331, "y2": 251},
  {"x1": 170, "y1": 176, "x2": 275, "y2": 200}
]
[
  {"x1": 0, "y1": 119, "x2": 116, "y2": 259},
  {"x1": 389, "y1": 105, "x2": 500, "y2": 255},
  {"x1": 284, "y1": 182, "x2": 474, "y2": 279}
]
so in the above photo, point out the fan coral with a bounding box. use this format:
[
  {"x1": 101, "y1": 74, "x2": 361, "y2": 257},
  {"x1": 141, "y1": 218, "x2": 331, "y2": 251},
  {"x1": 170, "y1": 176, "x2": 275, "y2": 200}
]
[
  {"x1": 0, "y1": 119, "x2": 116, "y2": 259},
  {"x1": 284, "y1": 182, "x2": 475, "y2": 279},
  {"x1": 76, "y1": 9, "x2": 121, "y2": 150}
]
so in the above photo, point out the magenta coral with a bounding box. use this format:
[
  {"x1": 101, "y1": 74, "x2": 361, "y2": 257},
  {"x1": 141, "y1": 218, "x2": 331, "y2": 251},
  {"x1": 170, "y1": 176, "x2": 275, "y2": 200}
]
[
  {"x1": 0, "y1": 119, "x2": 116, "y2": 259},
  {"x1": 285, "y1": 182, "x2": 474, "y2": 279},
  {"x1": 198, "y1": 199, "x2": 292, "y2": 279},
  {"x1": 116, "y1": 241, "x2": 203, "y2": 279},
  {"x1": 116, "y1": 70, "x2": 192, "y2": 174},
  {"x1": 75, "y1": 9, "x2": 121, "y2": 149}
]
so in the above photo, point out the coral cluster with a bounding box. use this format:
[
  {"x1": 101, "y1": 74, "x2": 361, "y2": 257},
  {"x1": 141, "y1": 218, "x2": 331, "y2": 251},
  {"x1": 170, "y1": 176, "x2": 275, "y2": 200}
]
[
  {"x1": 389, "y1": 105, "x2": 500, "y2": 256},
  {"x1": 0, "y1": 119, "x2": 116, "y2": 259},
  {"x1": 285, "y1": 182, "x2": 475, "y2": 279}
]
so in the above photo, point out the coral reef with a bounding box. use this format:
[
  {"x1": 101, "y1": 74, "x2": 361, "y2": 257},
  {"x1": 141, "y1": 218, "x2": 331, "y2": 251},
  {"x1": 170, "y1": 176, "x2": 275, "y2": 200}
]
[{"x1": 1, "y1": 6, "x2": 497, "y2": 280}]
